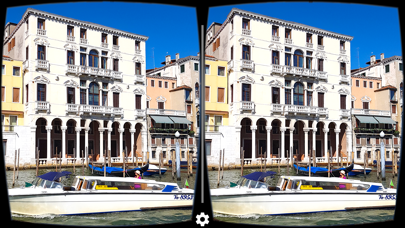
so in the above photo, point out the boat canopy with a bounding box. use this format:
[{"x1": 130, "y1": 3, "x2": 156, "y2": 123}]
[
  {"x1": 293, "y1": 164, "x2": 346, "y2": 174},
  {"x1": 38, "y1": 171, "x2": 72, "y2": 181},
  {"x1": 243, "y1": 171, "x2": 276, "y2": 181}
]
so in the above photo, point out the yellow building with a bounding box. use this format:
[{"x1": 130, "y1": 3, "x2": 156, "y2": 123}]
[
  {"x1": 205, "y1": 56, "x2": 229, "y2": 132},
  {"x1": 2, "y1": 55, "x2": 24, "y2": 131}
]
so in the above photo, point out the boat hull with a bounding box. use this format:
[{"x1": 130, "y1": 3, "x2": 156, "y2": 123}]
[
  {"x1": 9, "y1": 189, "x2": 193, "y2": 216},
  {"x1": 211, "y1": 189, "x2": 396, "y2": 216}
]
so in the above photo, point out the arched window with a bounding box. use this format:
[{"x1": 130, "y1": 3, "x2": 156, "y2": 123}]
[
  {"x1": 293, "y1": 82, "x2": 304, "y2": 105},
  {"x1": 88, "y1": 82, "x2": 99, "y2": 105},
  {"x1": 89, "y1": 50, "x2": 99, "y2": 68},
  {"x1": 293, "y1": 50, "x2": 304, "y2": 68}
]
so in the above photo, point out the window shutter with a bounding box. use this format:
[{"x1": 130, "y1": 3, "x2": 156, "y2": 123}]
[
  {"x1": 318, "y1": 93, "x2": 324, "y2": 107},
  {"x1": 340, "y1": 95, "x2": 346, "y2": 109},
  {"x1": 113, "y1": 92, "x2": 119, "y2": 107},
  {"x1": 187, "y1": 105, "x2": 191, "y2": 114},
  {"x1": 136, "y1": 95, "x2": 141, "y2": 109},
  {"x1": 13, "y1": 88, "x2": 20, "y2": 102},
  {"x1": 205, "y1": 87, "x2": 210, "y2": 101},
  {"x1": 218, "y1": 88, "x2": 225, "y2": 102},
  {"x1": 1, "y1": 87, "x2": 4, "y2": 101}
]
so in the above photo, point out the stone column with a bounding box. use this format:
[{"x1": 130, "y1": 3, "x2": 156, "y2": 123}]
[
  {"x1": 235, "y1": 126, "x2": 242, "y2": 163},
  {"x1": 30, "y1": 126, "x2": 37, "y2": 163},
  {"x1": 130, "y1": 129, "x2": 135, "y2": 158},
  {"x1": 61, "y1": 126, "x2": 67, "y2": 162},
  {"x1": 251, "y1": 126, "x2": 257, "y2": 162},
  {"x1": 75, "y1": 127, "x2": 81, "y2": 163},
  {"x1": 118, "y1": 128, "x2": 124, "y2": 160},
  {"x1": 335, "y1": 129, "x2": 341, "y2": 162},
  {"x1": 142, "y1": 129, "x2": 147, "y2": 161},
  {"x1": 323, "y1": 128, "x2": 329, "y2": 158},
  {"x1": 46, "y1": 126, "x2": 52, "y2": 162},
  {"x1": 280, "y1": 127, "x2": 286, "y2": 160},
  {"x1": 107, "y1": 128, "x2": 112, "y2": 153},
  {"x1": 312, "y1": 128, "x2": 317, "y2": 157},
  {"x1": 99, "y1": 128, "x2": 104, "y2": 161},
  {"x1": 289, "y1": 127, "x2": 294, "y2": 163},
  {"x1": 346, "y1": 130, "x2": 352, "y2": 162},
  {"x1": 266, "y1": 126, "x2": 272, "y2": 160},
  {"x1": 303, "y1": 128, "x2": 309, "y2": 161},
  {"x1": 84, "y1": 127, "x2": 89, "y2": 161}
]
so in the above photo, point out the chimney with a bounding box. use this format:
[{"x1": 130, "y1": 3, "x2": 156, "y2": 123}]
[
  {"x1": 165, "y1": 55, "x2": 171, "y2": 65},
  {"x1": 380, "y1": 53, "x2": 384, "y2": 61},
  {"x1": 176, "y1": 53, "x2": 179, "y2": 61},
  {"x1": 370, "y1": 55, "x2": 376, "y2": 65}
]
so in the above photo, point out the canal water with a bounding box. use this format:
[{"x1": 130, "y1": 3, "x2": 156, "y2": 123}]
[{"x1": 6, "y1": 164, "x2": 398, "y2": 226}]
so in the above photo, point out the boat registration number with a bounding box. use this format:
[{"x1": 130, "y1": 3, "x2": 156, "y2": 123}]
[
  {"x1": 379, "y1": 194, "x2": 396, "y2": 200},
  {"x1": 174, "y1": 194, "x2": 193, "y2": 200}
]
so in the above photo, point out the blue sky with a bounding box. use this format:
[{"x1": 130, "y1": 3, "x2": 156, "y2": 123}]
[
  {"x1": 4, "y1": 2, "x2": 199, "y2": 70},
  {"x1": 208, "y1": 2, "x2": 402, "y2": 70},
  {"x1": 4, "y1": 2, "x2": 402, "y2": 70}
]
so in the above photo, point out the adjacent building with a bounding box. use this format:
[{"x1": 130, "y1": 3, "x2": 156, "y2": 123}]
[
  {"x1": 3, "y1": 8, "x2": 149, "y2": 166},
  {"x1": 145, "y1": 54, "x2": 199, "y2": 163},
  {"x1": 205, "y1": 8, "x2": 354, "y2": 166},
  {"x1": 350, "y1": 54, "x2": 402, "y2": 163}
]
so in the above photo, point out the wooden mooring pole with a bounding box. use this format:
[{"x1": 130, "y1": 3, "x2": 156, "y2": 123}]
[
  {"x1": 308, "y1": 150, "x2": 311, "y2": 177},
  {"x1": 36, "y1": 147, "x2": 39, "y2": 176},
  {"x1": 16, "y1": 148, "x2": 20, "y2": 179},
  {"x1": 73, "y1": 148, "x2": 76, "y2": 174},
  {"x1": 327, "y1": 150, "x2": 330, "y2": 178},
  {"x1": 82, "y1": 150, "x2": 85, "y2": 175},
  {"x1": 241, "y1": 147, "x2": 244, "y2": 177},
  {"x1": 12, "y1": 149, "x2": 17, "y2": 187},
  {"x1": 217, "y1": 149, "x2": 222, "y2": 187}
]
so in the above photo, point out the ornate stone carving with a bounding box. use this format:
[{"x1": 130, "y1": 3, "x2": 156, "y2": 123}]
[
  {"x1": 337, "y1": 88, "x2": 350, "y2": 95},
  {"x1": 315, "y1": 51, "x2": 327, "y2": 59},
  {"x1": 337, "y1": 55, "x2": 349, "y2": 63},
  {"x1": 133, "y1": 55, "x2": 144, "y2": 63},
  {"x1": 110, "y1": 52, "x2": 122, "y2": 60},
  {"x1": 238, "y1": 37, "x2": 255, "y2": 47},
  {"x1": 156, "y1": 95, "x2": 166, "y2": 102},
  {"x1": 63, "y1": 79, "x2": 79, "y2": 88},
  {"x1": 110, "y1": 85, "x2": 123, "y2": 93},
  {"x1": 34, "y1": 38, "x2": 50, "y2": 46},
  {"x1": 269, "y1": 43, "x2": 283, "y2": 52},
  {"x1": 361, "y1": 95, "x2": 371, "y2": 102},
  {"x1": 133, "y1": 88, "x2": 145, "y2": 95},
  {"x1": 32, "y1": 75, "x2": 50, "y2": 84},
  {"x1": 64, "y1": 43, "x2": 78, "y2": 52},
  {"x1": 268, "y1": 79, "x2": 282, "y2": 87},
  {"x1": 239, "y1": 75, "x2": 255, "y2": 84},
  {"x1": 315, "y1": 85, "x2": 328, "y2": 93}
]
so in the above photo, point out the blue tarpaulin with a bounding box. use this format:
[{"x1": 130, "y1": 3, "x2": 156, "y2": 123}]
[
  {"x1": 293, "y1": 164, "x2": 346, "y2": 174},
  {"x1": 88, "y1": 164, "x2": 143, "y2": 173},
  {"x1": 38, "y1": 171, "x2": 71, "y2": 181},
  {"x1": 243, "y1": 171, "x2": 277, "y2": 181}
]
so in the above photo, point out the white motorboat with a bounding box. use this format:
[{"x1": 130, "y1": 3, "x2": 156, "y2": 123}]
[
  {"x1": 211, "y1": 171, "x2": 396, "y2": 216},
  {"x1": 8, "y1": 171, "x2": 194, "y2": 216}
]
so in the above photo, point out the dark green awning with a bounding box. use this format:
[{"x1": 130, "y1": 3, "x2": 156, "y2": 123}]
[
  {"x1": 355, "y1": 115, "x2": 378, "y2": 124},
  {"x1": 169, "y1": 116, "x2": 192, "y2": 124},
  {"x1": 374, "y1": 116, "x2": 396, "y2": 124},
  {"x1": 150, "y1": 115, "x2": 174, "y2": 124}
]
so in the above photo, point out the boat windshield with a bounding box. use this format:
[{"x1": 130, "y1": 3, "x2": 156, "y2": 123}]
[
  {"x1": 237, "y1": 178, "x2": 268, "y2": 189},
  {"x1": 95, "y1": 180, "x2": 166, "y2": 191}
]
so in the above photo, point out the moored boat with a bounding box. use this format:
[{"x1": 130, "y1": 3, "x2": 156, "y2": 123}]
[
  {"x1": 143, "y1": 164, "x2": 167, "y2": 176},
  {"x1": 211, "y1": 172, "x2": 396, "y2": 216},
  {"x1": 88, "y1": 163, "x2": 149, "y2": 177},
  {"x1": 9, "y1": 171, "x2": 194, "y2": 216},
  {"x1": 293, "y1": 163, "x2": 354, "y2": 177},
  {"x1": 348, "y1": 164, "x2": 372, "y2": 176}
]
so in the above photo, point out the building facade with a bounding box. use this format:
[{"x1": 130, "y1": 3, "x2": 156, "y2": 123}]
[
  {"x1": 351, "y1": 54, "x2": 402, "y2": 163},
  {"x1": 205, "y1": 8, "x2": 354, "y2": 165},
  {"x1": 3, "y1": 8, "x2": 148, "y2": 165},
  {"x1": 145, "y1": 54, "x2": 199, "y2": 163}
]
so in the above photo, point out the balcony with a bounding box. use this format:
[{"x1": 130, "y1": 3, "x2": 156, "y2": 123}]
[
  {"x1": 227, "y1": 60, "x2": 234, "y2": 71},
  {"x1": 67, "y1": 65, "x2": 122, "y2": 80},
  {"x1": 23, "y1": 59, "x2": 29, "y2": 72},
  {"x1": 270, "y1": 103, "x2": 284, "y2": 114},
  {"x1": 272, "y1": 36, "x2": 280, "y2": 42},
  {"x1": 242, "y1": 28, "x2": 251, "y2": 36},
  {"x1": 113, "y1": 45, "x2": 120, "y2": 51},
  {"x1": 352, "y1": 108, "x2": 391, "y2": 116},
  {"x1": 240, "y1": 101, "x2": 255, "y2": 113},
  {"x1": 78, "y1": 104, "x2": 123, "y2": 116},
  {"x1": 134, "y1": 109, "x2": 146, "y2": 119},
  {"x1": 354, "y1": 128, "x2": 394, "y2": 135},
  {"x1": 240, "y1": 59, "x2": 254, "y2": 71},
  {"x1": 135, "y1": 74, "x2": 145, "y2": 84},
  {"x1": 67, "y1": 35, "x2": 75, "y2": 42},
  {"x1": 281, "y1": 66, "x2": 321, "y2": 79},
  {"x1": 36, "y1": 101, "x2": 50, "y2": 113},
  {"x1": 340, "y1": 109, "x2": 351, "y2": 118},
  {"x1": 135, "y1": 49, "x2": 142, "y2": 55},
  {"x1": 147, "y1": 109, "x2": 186, "y2": 116},
  {"x1": 340, "y1": 74, "x2": 350, "y2": 83},
  {"x1": 285, "y1": 38, "x2": 292, "y2": 44},
  {"x1": 318, "y1": 45, "x2": 324, "y2": 51},
  {"x1": 101, "y1": 42, "x2": 108, "y2": 48},
  {"x1": 80, "y1": 38, "x2": 88, "y2": 44},
  {"x1": 66, "y1": 104, "x2": 79, "y2": 114},
  {"x1": 284, "y1": 104, "x2": 317, "y2": 116},
  {"x1": 37, "y1": 29, "x2": 46, "y2": 36},
  {"x1": 36, "y1": 60, "x2": 49, "y2": 71},
  {"x1": 306, "y1": 42, "x2": 313, "y2": 48},
  {"x1": 340, "y1": 49, "x2": 346, "y2": 55}
]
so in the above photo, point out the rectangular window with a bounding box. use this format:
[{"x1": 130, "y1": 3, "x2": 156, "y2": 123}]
[
  {"x1": 113, "y1": 36, "x2": 118, "y2": 45},
  {"x1": 318, "y1": 93, "x2": 324, "y2": 107},
  {"x1": 340, "y1": 41, "x2": 345, "y2": 50},
  {"x1": 67, "y1": 87, "x2": 75, "y2": 104},
  {"x1": 307, "y1": 91, "x2": 313, "y2": 106},
  {"x1": 218, "y1": 66, "x2": 225, "y2": 76},
  {"x1": 230, "y1": 84, "x2": 234, "y2": 103},
  {"x1": 102, "y1": 91, "x2": 108, "y2": 106},
  {"x1": 385, "y1": 64, "x2": 390, "y2": 73},
  {"x1": 80, "y1": 53, "x2": 86, "y2": 66},
  {"x1": 102, "y1": 33, "x2": 107, "y2": 43},
  {"x1": 306, "y1": 33, "x2": 312, "y2": 43},
  {"x1": 392, "y1": 105, "x2": 396, "y2": 114},
  {"x1": 113, "y1": 92, "x2": 119, "y2": 108},
  {"x1": 37, "y1": 45, "x2": 46, "y2": 60},
  {"x1": 356, "y1": 80, "x2": 359, "y2": 87},
  {"x1": 13, "y1": 66, "x2": 20, "y2": 76},
  {"x1": 242, "y1": 84, "x2": 251, "y2": 101},
  {"x1": 10, "y1": 116, "x2": 17, "y2": 131},
  {"x1": 67, "y1": 51, "x2": 74, "y2": 64},
  {"x1": 217, "y1": 88, "x2": 225, "y2": 103},
  {"x1": 80, "y1": 29, "x2": 87, "y2": 38},
  {"x1": 158, "y1": 81, "x2": 162, "y2": 88},
  {"x1": 306, "y1": 57, "x2": 312, "y2": 69},
  {"x1": 158, "y1": 102, "x2": 164, "y2": 109},
  {"x1": 205, "y1": 86, "x2": 210, "y2": 101},
  {"x1": 135, "y1": 62, "x2": 141, "y2": 75},
  {"x1": 285, "y1": 29, "x2": 291, "y2": 38},
  {"x1": 164, "y1": 81, "x2": 168, "y2": 89},
  {"x1": 136, "y1": 95, "x2": 142, "y2": 109},
  {"x1": 285, "y1": 53, "x2": 291, "y2": 66},
  {"x1": 151, "y1": 80, "x2": 155, "y2": 87},
  {"x1": 272, "y1": 26, "x2": 279, "y2": 36},
  {"x1": 230, "y1": 46, "x2": 233, "y2": 60},
  {"x1": 205, "y1": 65, "x2": 210, "y2": 74},
  {"x1": 272, "y1": 87, "x2": 280, "y2": 104},
  {"x1": 37, "y1": 19, "x2": 45, "y2": 29},
  {"x1": 363, "y1": 81, "x2": 367, "y2": 88},
  {"x1": 135, "y1": 41, "x2": 140, "y2": 50},
  {"x1": 272, "y1": 51, "x2": 279, "y2": 65},
  {"x1": 318, "y1": 59, "x2": 324, "y2": 71},
  {"x1": 285, "y1": 89, "x2": 291, "y2": 105},
  {"x1": 12, "y1": 88, "x2": 20, "y2": 103},
  {"x1": 340, "y1": 62, "x2": 346, "y2": 75},
  {"x1": 340, "y1": 95, "x2": 346, "y2": 109},
  {"x1": 101, "y1": 57, "x2": 107, "y2": 69},
  {"x1": 26, "y1": 84, "x2": 29, "y2": 103},
  {"x1": 363, "y1": 102, "x2": 369, "y2": 109},
  {"x1": 180, "y1": 64, "x2": 185, "y2": 73},
  {"x1": 187, "y1": 105, "x2": 192, "y2": 114},
  {"x1": 318, "y1": 36, "x2": 323, "y2": 45},
  {"x1": 242, "y1": 45, "x2": 250, "y2": 60},
  {"x1": 242, "y1": 19, "x2": 250, "y2": 29},
  {"x1": 205, "y1": 140, "x2": 212, "y2": 156},
  {"x1": 80, "y1": 89, "x2": 86, "y2": 104},
  {"x1": 194, "y1": 63, "x2": 199, "y2": 71},
  {"x1": 113, "y1": 59, "x2": 119, "y2": 71},
  {"x1": 172, "y1": 82, "x2": 175, "y2": 89},
  {"x1": 67, "y1": 26, "x2": 74, "y2": 36},
  {"x1": 369, "y1": 81, "x2": 373, "y2": 88},
  {"x1": 37, "y1": 84, "x2": 46, "y2": 101}
]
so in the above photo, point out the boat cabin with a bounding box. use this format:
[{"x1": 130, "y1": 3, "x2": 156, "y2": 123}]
[
  {"x1": 70, "y1": 176, "x2": 178, "y2": 192},
  {"x1": 28, "y1": 171, "x2": 72, "y2": 189},
  {"x1": 276, "y1": 176, "x2": 384, "y2": 192}
]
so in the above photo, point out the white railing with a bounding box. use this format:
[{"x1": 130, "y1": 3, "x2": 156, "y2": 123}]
[
  {"x1": 340, "y1": 74, "x2": 350, "y2": 83},
  {"x1": 135, "y1": 75, "x2": 145, "y2": 83},
  {"x1": 270, "y1": 104, "x2": 284, "y2": 113},
  {"x1": 270, "y1": 64, "x2": 283, "y2": 73},
  {"x1": 241, "y1": 59, "x2": 254, "y2": 71},
  {"x1": 352, "y1": 108, "x2": 391, "y2": 116},
  {"x1": 66, "y1": 104, "x2": 80, "y2": 112},
  {"x1": 36, "y1": 59, "x2": 49, "y2": 71},
  {"x1": 135, "y1": 49, "x2": 142, "y2": 55},
  {"x1": 318, "y1": 45, "x2": 324, "y2": 50},
  {"x1": 71, "y1": 65, "x2": 123, "y2": 80},
  {"x1": 285, "y1": 105, "x2": 317, "y2": 115},
  {"x1": 113, "y1": 45, "x2": 119, "y2": 51},
  {"x1": 317, "y1": 107, "x2": 328, "y2": 115},
  {"x1": 272, "y1": 35, "x2": 280, "y2": 42},
  {"x1": 306, "y1": 42, "x2": 313, "y2": 48},
  {"x1": 317, "y1": 71, "x2": 327, "y2": 80},
  {"x1": 112, "y1": 71, "x2": 123, "y2": 80},
  {"x1": 242, "y1": 28, "x2": 251, "y2": 36},
  {"x1": 285, "y1": 38, "x2": 292, "y2": 44},
  {"x1": 340, "y1": 109, "x2": 351, "y2": 118},
  {"x1": 36, "y1": 101, "x2": 50, "y2": 111},
  {"x1": 135, "y1": 109, "x2": 146, "y2": 118},
  {"x1": 241, "y1": 101, "x2": 254, "y2": 111},
  {"x1": 101, "y1": 42, "x2": 108, "y2": 48},
  {"x1": 37, "y1": 29, "x2": 46, "y2": 36},
  {"x1": 80, "y1": 38, "x2": 88, "y2": 44},
  {"x1": 67, "y1": 35, "x2": 75, "y2": 42},
  {"x1": 147, "y1": 109, "x2": 186, "y2": 116},
  {"x1": 340, "y1": 49, "x2": 346, "y2": 55},
  {"x1": 79, "y1": 104, "x2": 123, "y2": 116}
]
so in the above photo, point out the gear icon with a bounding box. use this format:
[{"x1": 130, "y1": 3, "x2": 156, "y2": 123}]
[{"x1": 196, "y1": 212, "x2": 209, "y2": 226}]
